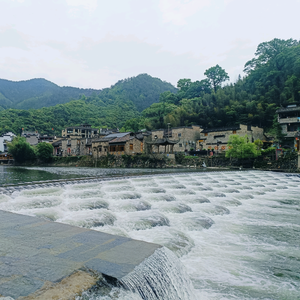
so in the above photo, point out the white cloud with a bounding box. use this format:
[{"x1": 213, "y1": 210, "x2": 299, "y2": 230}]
[
  {"x1": 65, "y1": 0, "x2": 98, "y2": 12},
  {"x1": 1, "y1": 0, "x2": 300, "y2": 89},
  {"x1": 159, "y1": 0, "x2": 211, "y2": 25}
]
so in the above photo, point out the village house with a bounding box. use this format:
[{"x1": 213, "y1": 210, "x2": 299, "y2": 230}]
[
  {"x1": 22, "y1": 130, "x2": 39, "y2": 145},
  {"x1": 22, "y1": 129, "x2": 57, "y2": 146},
  {"x1": 148, "y1": 125, "x2": 201, "y2": 154},
  {"x1": 59, "y1": 138, "x2": 93, "y2": 157},
  {"x1": 56, "y1": 124, "x2": 99, "y2": 156},
  {"x1": 62, "y1": 124, "x2": 99, "y2": 138},
  {"x1": 99, "y1": 128, "x2": 119, "y2": 137},
  {"x1": 0, "y1": 132, "x2": 16, "y2": 153},
  {"x1": 276, "y1": 104, "x2": 300, "y2": 151},
  {"x1": 199, "y1": 124, "x2": 264, "y2": 153},
  {"x1": 92, "y1": 132, "x2": 143, "y2": 158}
]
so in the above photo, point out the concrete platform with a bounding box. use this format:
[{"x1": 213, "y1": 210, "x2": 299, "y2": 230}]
[{"x1": 0, "y1": 210, "x2": 161, "y2": 299}]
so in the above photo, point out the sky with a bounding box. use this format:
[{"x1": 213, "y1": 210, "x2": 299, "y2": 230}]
[{"x1": 0, "y1": 0, "x2": 300, "y2": 89}]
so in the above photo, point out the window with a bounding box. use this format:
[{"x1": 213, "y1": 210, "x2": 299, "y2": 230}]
[
  {"x1": 110, "y1": 145, "x2": 116, "y2": 152},
  {"x1": 214, "y1": 135, "x2": 225, "y2": 139},
  {"x1": 141, "y1": 142, "x2": 143, "y2": 152},
  {"x1": 130, "y1": 144, "x2": 133, "y2": 150},
  {"x1": 205, "y1": 133, "x2": 208, "y2": 136},
  {"x1": 99, "y1": 146, "x2": 102, "y2": 152},
  {"x1": 178, "y1": 133, "x2": 181, "y2": 137},
  {"x1": 179, "y1": 143, "x2": 182, "y2": 147},
  {"x1": 287, "y1": 124, "x2": 299, "y2": 132}
]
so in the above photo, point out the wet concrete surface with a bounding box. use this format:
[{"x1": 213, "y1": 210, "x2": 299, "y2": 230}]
[{"x1": 0, "y1": 210, "x2": 161, "y2": 299}]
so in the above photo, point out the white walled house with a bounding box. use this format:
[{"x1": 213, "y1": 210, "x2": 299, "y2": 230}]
[{"x1": 0, "y1": 132, "x2": 16, "y2": 152}]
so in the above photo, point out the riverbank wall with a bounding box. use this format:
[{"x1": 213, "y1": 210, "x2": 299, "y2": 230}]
[
  {"x1": 12, "y1": 153, "x2": 300, "y2": 173},
  {"x1": 52, "y1": 154, "x2": 300, "y2": 172}
]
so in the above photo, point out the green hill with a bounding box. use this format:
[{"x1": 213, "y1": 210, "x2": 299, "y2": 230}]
[
  {"x1": 0, "y1": 74, "x2": 177, "y2": 135},
  {"x1": 0, "y1": 74, "x2": 177, "y2": 111}
]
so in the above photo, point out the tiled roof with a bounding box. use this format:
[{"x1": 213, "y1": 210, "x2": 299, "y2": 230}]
[
  {"x1": 109, "y1": 135, "x2": 133, "y2": 144},
  {"x1": 52, "y1": 140, "x2": 62, "y2": 146},
  {"x1": 105, "y1": 132, "x2": 131, "y2": 138},
  {"x1": 146, "y1": 138, "x2": 178, "y2": 145},
  {"x1": 151, "y1": 125, "x2": 201, "y2": 132},
  {"x1": 276, "y1": 106, "x2": 300, "y2": 113},
  {"x1": 201, "y1": 126, "x2": 241, "y2": 133},
  {"x1": 92, "y1": 137, "x2": 115, "y2": 142}
]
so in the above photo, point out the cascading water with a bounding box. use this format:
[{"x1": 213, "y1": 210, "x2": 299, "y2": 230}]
[
  {"x1": 0, "y1": 169, "x2": 300, "y2": 300},
  {"x1": 120, "y1": 247, "x2": 197, "y2": 300}
]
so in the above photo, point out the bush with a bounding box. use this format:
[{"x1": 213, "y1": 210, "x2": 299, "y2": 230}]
[
  {"x1": 7, "y1": 136, "x2": 36, "y2": 163},
  {"x1": 36, "y1": 142, "x2": 53, "y2": 163}
]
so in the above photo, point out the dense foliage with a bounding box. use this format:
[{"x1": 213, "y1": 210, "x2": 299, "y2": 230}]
[
  {"x1": 225, "y1": 135, "x2": 260, "y2": 159},
  {"x1": 36, "y1": 142, "x2": 54, "y2": 163},
  {"x1": 7, "y1": 136, "x2": 36, "y2": 163},
  {"x1": 122, "y1": 38, "x2": 300, "y2": 133}
]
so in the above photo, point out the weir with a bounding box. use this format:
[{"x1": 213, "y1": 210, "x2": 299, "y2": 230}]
[
  {"x1": 1, "y1": 169, "x2": 299, "y2": 299},
  {"x1": 0, "y1": 210, "x2": 161, "y2": 299}
]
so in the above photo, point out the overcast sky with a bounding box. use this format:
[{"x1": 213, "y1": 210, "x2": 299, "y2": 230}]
[{"x1": 1, "y1": 0, "x2": 299, "y2": 89}]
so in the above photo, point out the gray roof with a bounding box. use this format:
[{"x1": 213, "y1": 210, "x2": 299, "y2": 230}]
[
  {"x1": 146, "y1": 138, "x2": 179, "y2": 145},
  {"x1": 201, "y1": 126, "x2": 241, "y2": 133},
  {"x1": 105, "y1": 132, "x2": 131, "y2": 139},
  {"x1": 276, "y1": 106, "x2": 300, "y2": 113}
]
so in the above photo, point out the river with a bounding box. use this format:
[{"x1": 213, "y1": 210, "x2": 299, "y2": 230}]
[{"x1": 0, "y1": 166, "x2": 299, "y2": 299}]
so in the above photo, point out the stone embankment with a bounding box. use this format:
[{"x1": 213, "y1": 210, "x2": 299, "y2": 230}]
[
  {"x1": 0, "y1": 210, "x2": 160, "y2": 299},
  {"x1": 16, "y1": 153, "x2": 300, "y2": 172}
]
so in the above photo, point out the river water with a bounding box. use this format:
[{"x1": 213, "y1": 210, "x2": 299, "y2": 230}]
[{"x1": 0, "y1": 166, "x2": 299, "y2": 299}]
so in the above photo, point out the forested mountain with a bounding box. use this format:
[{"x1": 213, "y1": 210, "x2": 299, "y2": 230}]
[
  {"x1": 122, "y1": 38, "x2": 300, "y2": 134},
  {"x1": 0, "y1": 99, "x2": 138, "y2": 136},
  {"x1": 0, "y1": 74, "x2": 177, "y2": 135},
  {"x1": 0, "y1": 74, "x2": 177, "y2": 111},
  {"x1": 97, "y1": 74, "x2": 178, "y2": 112},
  {"x1": 0, "y1": 78, "x2": 99, "y2": 110}
]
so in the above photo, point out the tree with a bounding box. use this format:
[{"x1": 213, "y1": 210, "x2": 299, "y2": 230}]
[
  {"x1": 204, "y1": 65, "x2": 230, "y2": 93},
  {"x1": 177, "y1": 79, "x2": 192, "y2": 92},
  {"x1": 7, "y1": 136, "x2": 36, "y2": 163},
  {"x1": 244, "y1": 38, "x2": 299, "y2": 74},
  {"x1": 185, "y1": 79, "x2": 211, "y2": 98},
  {"x1": 225, "y1": 135, "x2": 260, "y2": 159},
  {"x1": 36, "y1": 142, "x2": 54, "y2": 163}
]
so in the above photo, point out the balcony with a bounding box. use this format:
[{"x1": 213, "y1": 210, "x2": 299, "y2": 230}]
[{"x1": 278, "y1": 117, "x2": 300, "y2": 124}]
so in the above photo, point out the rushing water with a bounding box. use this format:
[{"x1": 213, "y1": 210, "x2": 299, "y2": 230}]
[{"x1": 0, "y1": 167, "x2": 299, "y2": 299}]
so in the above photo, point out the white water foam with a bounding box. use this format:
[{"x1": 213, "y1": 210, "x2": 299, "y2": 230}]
[
  {"x1": 120, "y1": 247, "x2": 197, "y2": 300},
  {"x1": 1, "y1": 170, "x2": 300, "y2": 300}
]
